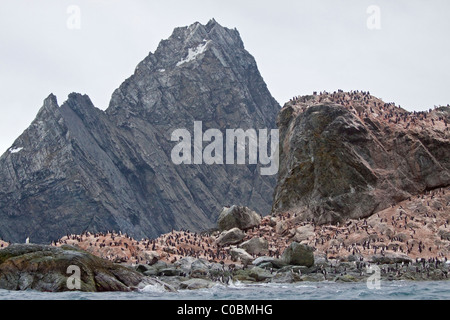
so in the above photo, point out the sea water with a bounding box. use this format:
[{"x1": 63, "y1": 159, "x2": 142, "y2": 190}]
[{"x1": 0, "y1": 281, "x2": 449, "y2": 300}]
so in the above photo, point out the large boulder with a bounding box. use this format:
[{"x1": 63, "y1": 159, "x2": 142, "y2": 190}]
[
  {"x1": 281, "y1": 242, "x2": 315, "y2": 267},
  {"x1": 180, "y1": 279, "x2": 215, "y2": 290},
  {"x1": 273, "y1": 95, "x2": 450, "y2": 224},
  {"x1": 215, "y1": 228, "x2": 246, "y2": 247},
  {"x1": 293, "y1": 225, "x2": 315, "y2": 242},
  {"x1": 252, "y1": 256, "x2": 287, "y2": 269},
  {"x1": 217, "y1": 206, "x2": 261, "y2": 231},
  {"x1": 239, "y1": 237, "x2": 269, "y2": 255},
  {"x1": 0, "y1": 244, "x2": 172, "y2": 292},
  {"x1": 230, "y1": 248, "x2": 254, "y2": 266}
]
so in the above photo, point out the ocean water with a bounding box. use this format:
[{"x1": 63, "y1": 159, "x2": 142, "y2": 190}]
[{"x1": 0, "y1": 281, "x2": 449, "y2": 300}]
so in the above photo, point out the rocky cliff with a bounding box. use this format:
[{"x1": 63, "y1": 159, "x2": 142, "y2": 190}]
[
  {"x1": 273, "y1": 91, "x2": 450, "y2": 224},
  {"x1": 0, "y1": 19, "x2": 280, "y2": 244}
]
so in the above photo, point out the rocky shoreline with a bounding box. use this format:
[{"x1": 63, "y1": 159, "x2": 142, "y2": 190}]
[
  {"x1": 1, "y1": 191, "x2": 449, "y2": 292},
  {"x1": 1, "y1": 243, "x2": 448, "y2": 294},
  {"x1": 134, "y1": 253, "x2": 450, "y2": 291}
]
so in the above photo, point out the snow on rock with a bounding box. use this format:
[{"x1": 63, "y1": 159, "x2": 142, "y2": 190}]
[
  {"x1": 9, "y1": 147, "x2": 23, "y2": 154},
  {"x1": 176, "y1": 41, "x2": 211, "y2": 67}
]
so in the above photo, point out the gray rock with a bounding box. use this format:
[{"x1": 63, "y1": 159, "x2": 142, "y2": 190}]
[
  {"x1": 300, "y1": 274, "x2": 326, "y2": 282},
  {"x1": 293, "y1": 225, "x2": 315, "y2": 242},
  {"x1": 258, "y1": 262, "x2": 274, "y2": 269},
  {"x1": 174, "y1": 257, "x2": 197, "y2": 272},
  {"x1": 233, "y1": 267, "x2": 272, "y2": 282},
  {"x1": 0, "y1": 19, "x2": 280, "y2": 244},
  {"x1": 230, "y1": 248, "x2": 254, "y2": 265},
  {"x1": 158, "y1": 268, "x2": 182, "y2": 277},
  {"x1": 252, "y1": 256, "x2": 287, "y2": 269},
  {"x1": 180, "y1": 278, "x2": 215, "y2": 290},
  {"x1": 217, "y1": 206, "x2": 262, "y2": 232},
  {"x1": 191, "y1": 259, "x2": 211, "y2": 272},
  {"x1": 152, "y1": 260, "x2": 168, "y2": 270},
  {"x1": 239, "y1": 237, "x2": 268, "y2": 255},
  {"x1": 253, "y1": 256, "x2": 274, "y2": 266},
  {"x1": 136, "y1": 264, "x2": 151, "y2": 273},
  {"x1": 216, "y1": 228, "x2": 246, "y2": 247},
  {"x1": 439, "y1": 229, "x2": 450, "y2": 241},
  {"x1": 314, "y1": 253, "x2": 329, "y2": 266},
  {"x1": 248, "y1": 267, "x2": 273, "y2": 282},
  {"x1": 281, "y1": 242, "x2": 315, "y2": 267},
  {"x1": 271, "y1": 271, "x2": 301, "y2": 283},
  {"x1": 143, "y1": 251, "x2": 160, "y2": 265},
  {"x1": 143, "y1": 268, "x2": 158, "y2": 277},
  {"x1": 369, "y1": 253, "x2": 413, "y2": 264}
]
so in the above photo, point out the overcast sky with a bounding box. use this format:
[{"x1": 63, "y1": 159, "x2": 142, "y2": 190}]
[{"x1": 1, "y1": 0, "x2": 450, "y2": 153}]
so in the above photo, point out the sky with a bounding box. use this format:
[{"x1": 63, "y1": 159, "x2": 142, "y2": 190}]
[{"x1": 1, "y1": 0, "x2": 450, "y2": 154}]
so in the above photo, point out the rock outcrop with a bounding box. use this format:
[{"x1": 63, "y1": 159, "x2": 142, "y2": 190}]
[
  {"x1": 281, "y1": 242, "x2": 315, "y2": 267},
  {"x1": 0, "y1": 244, "x2": 172, "y2": 292},
  {"x1": 217, "y1": 206, "x2": 262, "y2": 231},
  {"x1": 273, "y1": 91, "x2": 450, "y2": 224},
  {"x1": 0, "y1": 19, "x2": 280, "y2": 243},
  {"x1": 239, "y1": 237, "x2": 269, "y2": 255},
  {"x1": 216, "y1": 228, "x2": 246, "y2": 247}
]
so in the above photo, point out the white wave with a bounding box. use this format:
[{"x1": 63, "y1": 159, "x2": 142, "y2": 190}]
[{"x1": 139, "y1": 283, "x2": 168, "y2": 293}]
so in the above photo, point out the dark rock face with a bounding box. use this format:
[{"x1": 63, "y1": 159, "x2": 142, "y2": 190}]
[
  {"x1": 0, "y1": 19, "x2": 280, "y2": 243},
  {"x1": 0, "y1": 244, "x2": 164, "y2": 292},
  {"x1": 273, "y1": 93, "x2": 450, "y2": 224}
]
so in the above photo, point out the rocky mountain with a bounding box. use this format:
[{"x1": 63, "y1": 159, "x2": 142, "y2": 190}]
[
  {"x1": 0, "y1": 19, "x2": 280, "y2": 244},
  {"x1": 273, "y1": 91, "x2": 450, "y2": 224}
]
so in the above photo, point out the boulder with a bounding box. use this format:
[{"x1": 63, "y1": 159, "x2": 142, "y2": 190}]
[
  {"x1": 158, "y1": 268, "x2": 182, "y2": 277},
  {"x1": 233, "y1": 267, "x2": 273, "y2": 282},
  {"x1": 239, "y1": 237, "x2": 269, "y2": 255},
  {"x1": 180, "y1": 279, "x2": 215, "y2": 290},
  {"x1": 216, "y1": 228, "x2": 246, "y2": 247},
  {"x1": 253, "y1": 256, "x2": 287, "y2": 269},
  {"x1": 173, "y1": 257, "x2": 197, "y2": 273},
  {"x1": 0, "y1": 244, "x2": 171, "y2": 292},
  {"x1": 439, "y1": 229, "x2": 450, "y2": 241},
  {"x1": 248, "y1": 267, "x2": 273, "y2": 282},
  {"x1": 314, "y1": 253, "x2": 329, "y2": 266},
  {"x1": 272, "y1": 271, "x2": 301, "y2": 283},
  {"x1": 230, "y1": 248, "x2": 254, "y2": 266},
  {"x1": 190, "y1": 259, "x2": 211, "y2": 279},
  {"x1": 369, "y1": 253, "x2": 413, "y2": 264},
  {"x1": 275, "y1": 221, "x2": 289, "y2": 235},
  {"x1": 293, "y1": 225, "x2": 315, "y2": 242},
  {"x1": 281, "y1": 242, "x2": 315, "y2": 267},
  {"x1": 217, "y1": 206, "x2": 261, "y2": 231},
  {"x1": 142, "y1": 251, "x2": 160, "y2": 265}
]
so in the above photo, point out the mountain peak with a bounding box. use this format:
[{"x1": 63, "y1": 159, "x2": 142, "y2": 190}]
[
  {"x1": 108, "y1": 20, "x2": 260, "y2": 116},
  {"x1": 0, "y1": 20, "x2": 280, "y2": 243}
]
